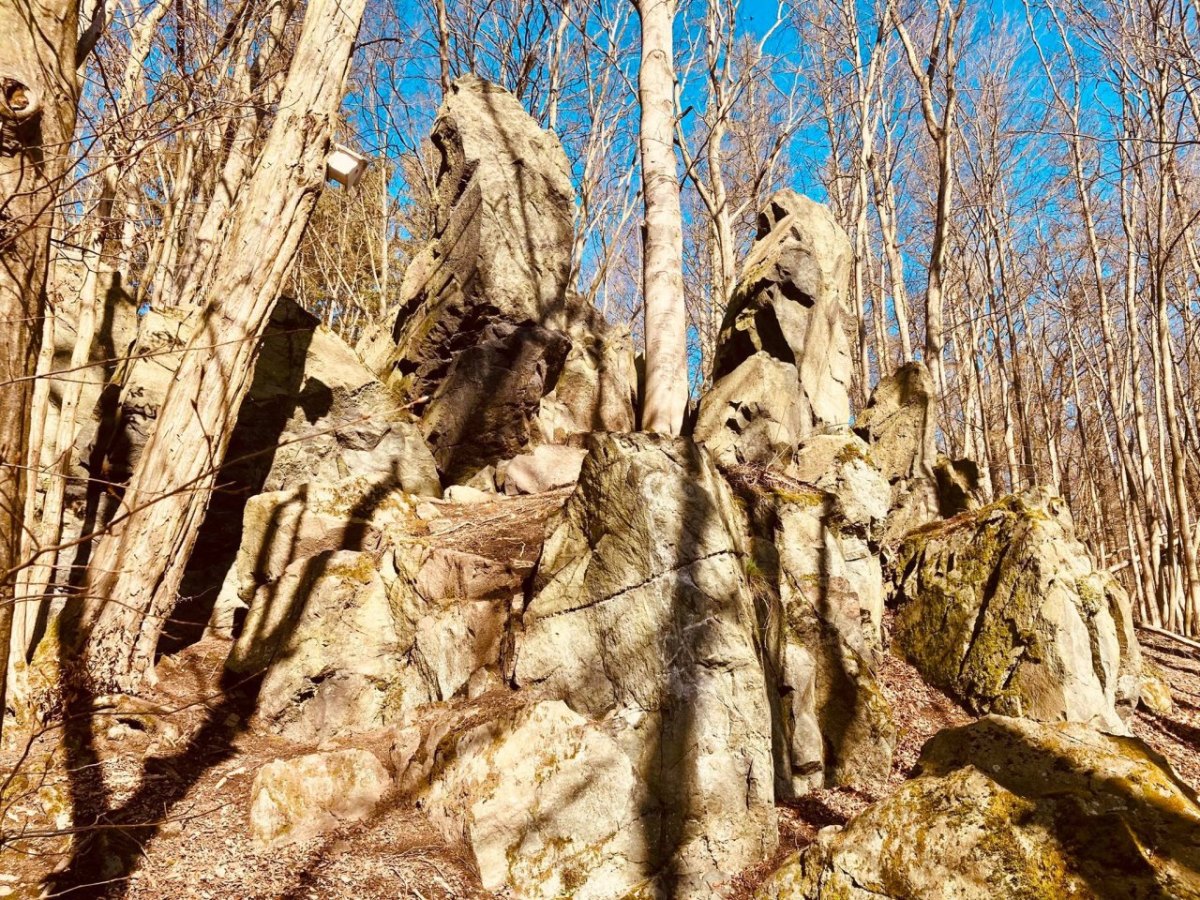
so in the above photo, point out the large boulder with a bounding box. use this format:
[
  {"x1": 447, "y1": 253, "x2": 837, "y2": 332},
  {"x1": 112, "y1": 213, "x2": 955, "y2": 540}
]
[
  {"x1": 514, "y1": 433, "x2": 778, "y2": 890},
  {"x1": 394, "y1": 699, "x2": 655, "y2": 899},
  {"x1": 249, "y1": 749, "x2": 391, "y2": 849},
  {"x1": 381, "y1": 76, "x2": 633, "y2": 480},
  {"x1": 209, "y1": 474, "x2": 419, "y2": 634},
  {"x1": 693, "y1": 353, "x2": 804, "y2": 468},
  {"x1": 758, "y1": 716, "x2": 1200, "y2": 899},
  {"x1": 892, "y1": 489, "x2": 1142, "y2": 731},
  {"x1": 695, "y1": 191, "x2": 852, "y2": 466}
]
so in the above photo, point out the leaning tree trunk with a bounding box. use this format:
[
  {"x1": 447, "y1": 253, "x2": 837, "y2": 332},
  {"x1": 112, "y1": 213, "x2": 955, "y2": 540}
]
[
  {"x1": 0, "y1": 0, "x2": 82, "y2": 736},
  {"x1": 635, "y1": 0, "x2": 688, "y2": 435},
  {"x1": 77, "y1": 0, "x2": 367, "y2": 693}
]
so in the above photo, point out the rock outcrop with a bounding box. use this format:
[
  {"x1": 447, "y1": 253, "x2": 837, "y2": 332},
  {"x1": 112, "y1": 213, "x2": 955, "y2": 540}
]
[
  {"x1": 695, "y1": 191, "x2": 852, "y2": 466},
  {"x1": 220, "y1": 476, "x2": 564, "y2": 740},
  {"x1": 378, "y1": 76, "x2": 634, "y2": 481},
  {"x1": 394, "y1": 699, "x2": 655, "y2": 899},
  {"x1": 758, "y1": 716, "x2": 1200, "y2": 899},
  {"x1": 856, "y1": 362, "x2": 984, "y2": 543},
  {"x1": 226, "y1": 550, "x2": 423, "y2": 741},
  {"x1": 730, "y1": 455, "x2": 895, "y2": 798},
  {"x1": 892, "y1": 489, "x2": 1142, "y2": 731},
  {"x1": 249, "y1": 749, "x2": 391, "y2": 849},
  {"x1": 515, "y1": 433, "x2": 778, "y2": 890}
]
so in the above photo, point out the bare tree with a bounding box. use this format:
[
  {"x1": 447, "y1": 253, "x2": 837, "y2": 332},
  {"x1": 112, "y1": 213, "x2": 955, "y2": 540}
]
[
  {"x1": 0, "y1": 0, "x2": 88, "y2": 737},
  {"x1": 75, "y1": 0, "x2": 367, "y2": 692},
  {"x1": 635, "y1": 0, "x2": 688, "y2": 434}
]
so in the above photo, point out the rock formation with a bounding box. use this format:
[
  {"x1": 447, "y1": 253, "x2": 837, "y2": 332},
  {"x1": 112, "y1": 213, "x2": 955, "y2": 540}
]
[
  {"x1": 249, "y1": 748, "x2": 391, "y2": 849},
  {"x1": 695, "y1": 191, "x2": 853, "y2": 466},
  {"x1": 515, "y1": 433, "x2": 779, "y2": 891},
  {"x1": 730, "y1": 449, "x2": 895, "y2": 798},
  {"x1": 892, "y1": 489, "x2": 1142, "y2": 730},
  {"x1": 377, "y1": 75, "x2": 634, "y2": 481},
  {"x1": 219, "y1": 479, "x2": 558, "y2": 741},
  {"x1": 394, "y1": 698, "x2": 656, "y2": 898},
  {"x1": 856, "y1": 361, "x2": 984, "y2": 543},
  {"x1": 759, "y1": 716, "x2": 1200, "y2": 899}
]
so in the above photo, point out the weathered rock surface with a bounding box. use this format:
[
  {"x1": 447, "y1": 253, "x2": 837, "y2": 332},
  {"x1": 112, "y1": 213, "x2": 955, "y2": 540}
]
[
  {"x1": 730, "y1": 463, "x2": 894, "y2": 797},
  {"x1": 515, "y1": 433, "x2": 778, "y2": 888},
  {"x1": 249, "y1": 749, "x2": 391, "y2": 849},
  {"x1": 533, "y1": 324, "x2": 637, "y2": 443},
  {"x1": 758, "y1": 716, "x2": 1200, "y2": 899},
  {"x1": 220, "y1": 482, "x2": 561, "y2": 740},
  {"x1": 381, "y1": 76, "x2": 633, "y2": 480},
  {"x1": 227, "y1": 550, "x2": 424, "y2": 740},
  {"x1": 856, "y1": 362, "x2": 984, "y2": 543},
  {"x1": 693, "y1": 352, "x2": 803, "y2": 467},
  {"x1": 76, "y1": 297, "x2": 438, "y2": 496},
  {"x1": 497, "y1": 443, "x2": 587, "y2": 495},
  {"x1": 695, "y1": 191, "x2": 852, "y2": 466},
  {"x1": 210, "y1": 474, "x2": 418, "y2": 634},
  {"x1": 892, "y1": 489, "x2": 1142, "y2": 731},
  {"x1": 394, "y1": 699, "x2": 654, "y2": 899}
]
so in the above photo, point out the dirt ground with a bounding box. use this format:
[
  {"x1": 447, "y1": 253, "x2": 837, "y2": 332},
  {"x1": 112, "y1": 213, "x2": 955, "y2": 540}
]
[{"x1": 2, "y1": 619, "x2": 1197, "y2": 899}]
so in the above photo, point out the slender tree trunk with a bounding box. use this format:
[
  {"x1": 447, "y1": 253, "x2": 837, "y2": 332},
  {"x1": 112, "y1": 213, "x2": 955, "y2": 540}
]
[
  {"x1": 0, "y1": 0, "x2": 83, "y2": 739},
  {"x1": 635, "y1": 0, "x2": 687, "y2": 434},
  {"x1": 77, "y1": 0, "x2": 367, "y2": 692}
]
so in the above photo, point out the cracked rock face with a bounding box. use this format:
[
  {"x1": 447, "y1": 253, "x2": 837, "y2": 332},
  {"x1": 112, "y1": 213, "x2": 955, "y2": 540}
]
[
  {"x1": 696, "y1": 191, "x2": 852, "y2": 467},
  {"x1": 891, "y1": 489, "x2": 1142, "y2": 731},
  {"x1": 514, "y1": 433, "x2": 778, "y2": 891},
  {"x1": 757, "y1": 716, "x2": 1200, "y2": 900},
  {"x1": 381, "y1": 76, "x2": 633, "y2": 481}
]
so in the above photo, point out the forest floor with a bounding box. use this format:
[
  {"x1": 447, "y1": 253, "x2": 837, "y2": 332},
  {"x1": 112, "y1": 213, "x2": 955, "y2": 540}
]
[{"x1": 1, "y1": 617, "x2": 1197, "y2": 899}]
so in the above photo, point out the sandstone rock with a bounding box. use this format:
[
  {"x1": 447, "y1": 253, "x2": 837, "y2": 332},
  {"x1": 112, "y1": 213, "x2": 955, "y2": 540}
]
[
  {"x1": 854, "y1": 361, "x2": 942, "y2": 543},
  {"x1": 933, "y1": 454, "x2": 985, "y2": 516},
  {"x1": 1140, "y1": 663, "x2": 1174, "y2": 714},
  {"x1": 855, "y1": 361, "x2": 937, "y2": 483},
  {"x1": 420, "y1": 321, "x2": 570, "y2": 482},
  {"x1": 498, "y1": 444, "x2": 587, "y2": 495},
  {"x1": 694, "y1": 353, "x2": 804, "y2": 467},
  {"x1": 82, "y1": 297, "x2": 439, "y2": 498},
  {"x1": 227, "y1": 550, "x2": 426, "y2": 740},
  {"x1": 383, "y1": 76, "x2": 632, "y2": 478},
  {"x1": 209, "y1": 474, "x2": 418, "y2": 634},
  {"x1": 533, "y1": 323, "x2": 637, "y2": 443},
  {"x1": 395, "y1": 700, "x2": 653, "y2": 899},
  {"x1": 225, "y1": 516, "x2": 526, "y2": 740},
  {"x1": 788, "y1": 433, "x2": 890, "y2": 535},
  {"x1": 707, "y1": 191, "x2": 852, "y2": 437},
  {"x1": 758, "y1": 716, "x2": 1200, "y2": 899},
  {"x1": 515, "y1": 433, "x2": 778, "y2": 887},
  {"x1": 729, "y1": 466, "x2": 894, "y2": 796},
  {"x1": 892, "y1": 490, "x2": 1142, "y2": 731},
  {"x1": 443, "y1": 484, "x2": 494, "y2": 504},
  {"x1": 249, "y1": 749, "x2": 391, "y2": 849}
]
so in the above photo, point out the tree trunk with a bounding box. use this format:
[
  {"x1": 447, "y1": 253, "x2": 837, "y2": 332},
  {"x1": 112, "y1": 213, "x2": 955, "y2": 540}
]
[
  {"x1": 636, "y1": 0, "x2": 688, "y2": 435},
  {"x1": 77, "y1": 0, "x2": 367, "y2": 693},
  {"x1": 0, "y1": 0, "x2": 83, "y2": 737}
]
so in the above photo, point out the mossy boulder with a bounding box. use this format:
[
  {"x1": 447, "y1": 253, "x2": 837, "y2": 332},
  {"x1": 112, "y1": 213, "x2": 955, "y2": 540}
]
[
  {"x1": 757, "y1": 715, "x2": 1200, "y2": 899},
  {"x1": 892, "y1": 489, "x2": 1141, "y2": 731}
]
